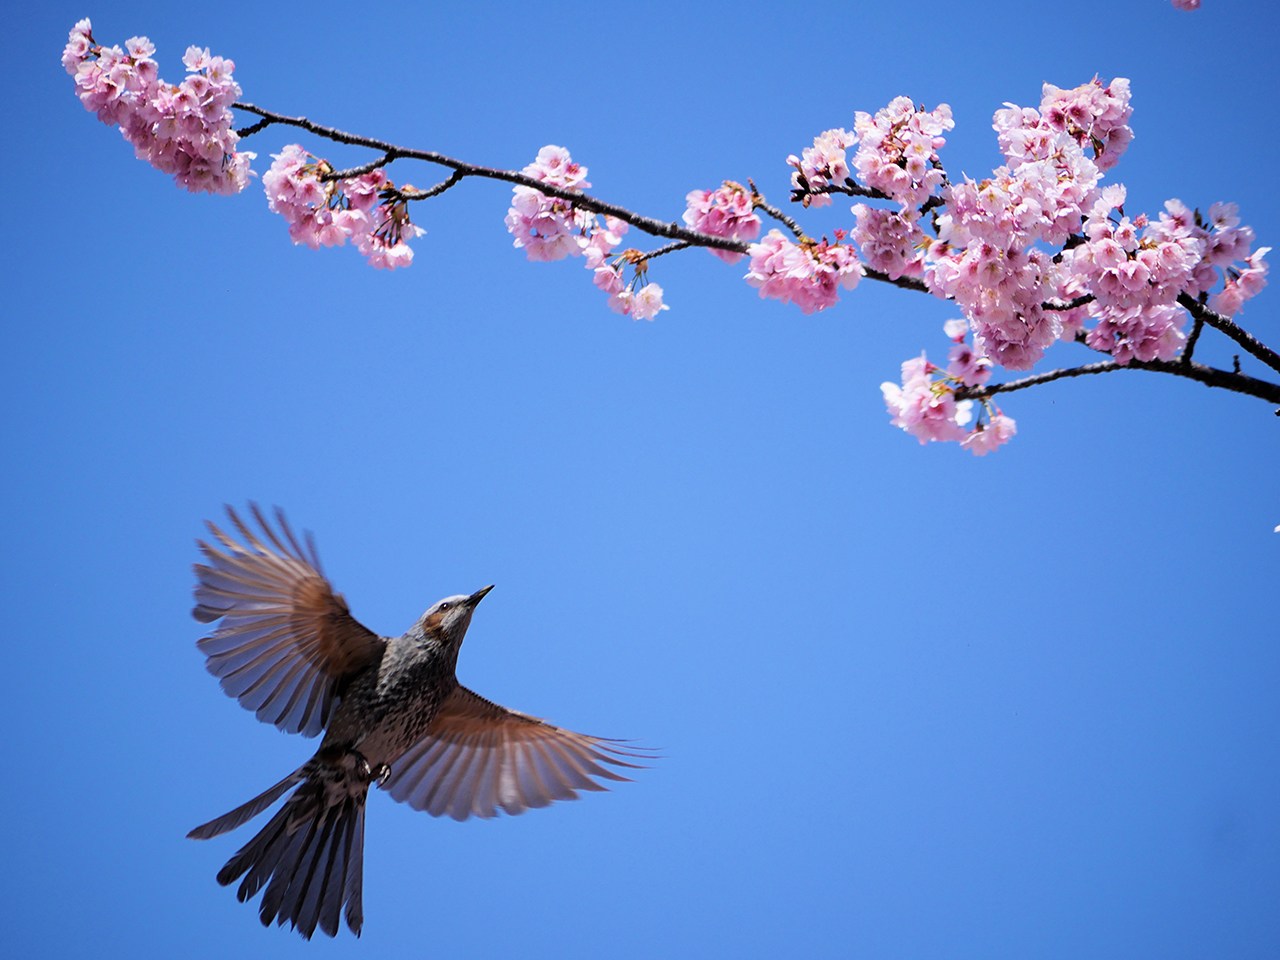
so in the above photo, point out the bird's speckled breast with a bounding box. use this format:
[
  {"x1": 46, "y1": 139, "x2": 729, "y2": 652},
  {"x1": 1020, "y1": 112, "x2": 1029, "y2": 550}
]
[{"x1": 321, "y1": 636, "x2": 457, "y2": 766}]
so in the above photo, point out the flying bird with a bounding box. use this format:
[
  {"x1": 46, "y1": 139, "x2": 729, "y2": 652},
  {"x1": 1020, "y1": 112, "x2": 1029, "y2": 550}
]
[{"x1": 188, "y1": 505, "x2": 649, "y2": 938}]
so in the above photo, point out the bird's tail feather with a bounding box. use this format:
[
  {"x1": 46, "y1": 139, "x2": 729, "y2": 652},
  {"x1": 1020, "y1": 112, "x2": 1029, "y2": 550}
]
[
  {"x1": 189, "y1": 768, "x2": 368, "y2": 938},
  {"x1": 187, "y1": 768, "x2": 305, "y2": 840}
]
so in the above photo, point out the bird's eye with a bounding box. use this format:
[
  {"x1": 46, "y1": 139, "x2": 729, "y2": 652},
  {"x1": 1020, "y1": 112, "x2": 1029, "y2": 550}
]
[{"x1": 438, "y1": 601, "x2": 452, "y2": 612}]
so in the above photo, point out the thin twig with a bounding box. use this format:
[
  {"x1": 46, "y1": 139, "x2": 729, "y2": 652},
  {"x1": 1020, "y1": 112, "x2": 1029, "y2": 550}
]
[
  {"x1": 1178, "y1": 293, "x2": 1280, "y2": 375},
  {"x1": 749, "y1": 180, "x2": 806, "y2": 241},
  {"x1": 1182, "y1": 316, "x2": 1205, "y2": 367},
  {"x1": 958, "y1": 356, "x2": 1280, "y2": 405},
  {"x1": 234, "y1": 117, "x2": 272, "y2": 138},
  {"x1": 862, "y1": 267, "x2": 929, "y2": 294},
  {"x1": 644, "y1": 240, "x2": 693, "y2": 261},
  {"x1": 1045, "y1": 294, "x2": 1095, "y2": 312},
  {"x1": 323, "y1": 152, "x2": 399, "y2": 182},
  {"x1": 398, "y1": 170, "x2": 465, "y2": 201},
  {"x1": 229, "y1": 101, "x2": 1280, "y2": 398},
  {"x1": 232, "y1": 102, "x2": 750, "y2": 256}
]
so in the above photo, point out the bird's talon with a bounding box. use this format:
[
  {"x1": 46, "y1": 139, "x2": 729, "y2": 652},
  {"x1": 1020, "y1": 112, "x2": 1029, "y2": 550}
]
[{"x1": 373, "y1": 763, "x2": 391, "y2": 786}]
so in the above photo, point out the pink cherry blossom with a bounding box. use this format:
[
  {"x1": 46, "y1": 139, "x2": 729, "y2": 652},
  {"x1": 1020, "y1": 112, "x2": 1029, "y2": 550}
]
[
  {"x1": 946, "y1": 339, "x2": 993, "y2": 387},
  {"x1": 263, "y1": 146, "x2": 424, "y2": 267},
  {"x1": 506, "y1": 145, "x2": 622, "y2": 264},
  {"x1": 628, "y1": 284, "x2": 669, "y2": 321},
  {"x1": 962, "y1": 413, "x2": 1017, "y2": 456},
  {"x1": 683, "y1": 182, "x2": 761, "y2": 263},
  {"x1": 64, "y1": 20, "x2": 255, "y2": 195},
  {"x1": 744, "y1": 231, "x2": 862, "y2": 314},
  {"x1": 522, "y1": 145, "x2": 589, "y2": 190},
  {"x1": 788, "y1": 128, "x2": 856, "y2": 208},
  {"x1": 852, "y1": 98, "x2": 953, "y2": 209},
  {"x1": 881, "y1": 353, "x2": 974, "y2": 445},
  {"x1": 851, "y1": 203, "x2": 925, "y2": 280},
  {"x1": 1210, "y1": 247, "x2": 1270, "y2": 316},
  {"x1": 506, "y1": 187, "x2": 593, "y2": 262},
  {"x1": 927, "y1": 241, "x2": 1062, "y2": 369},
  {"x1": 1025, "y1": 77, "x2": 1134, "y2": 172}
]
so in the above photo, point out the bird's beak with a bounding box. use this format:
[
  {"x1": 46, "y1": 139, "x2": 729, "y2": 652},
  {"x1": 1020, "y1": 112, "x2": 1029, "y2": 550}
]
[{"x1": 467, "y1": 584, "x2": 495, "y2": 607}]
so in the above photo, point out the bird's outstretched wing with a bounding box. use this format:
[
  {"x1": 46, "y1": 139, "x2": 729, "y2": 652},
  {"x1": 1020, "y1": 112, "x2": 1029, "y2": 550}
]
[
  {"x1": 192, "y1": 504, "x2": 385, "y2": 737},
  {"x1": 384, "y1": 685, "x2": 653, "y2": 821}
]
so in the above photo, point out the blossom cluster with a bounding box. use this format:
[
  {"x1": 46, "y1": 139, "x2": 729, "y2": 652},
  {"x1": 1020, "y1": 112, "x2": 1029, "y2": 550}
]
[
  {"x1": 506, "y1": 146, "x2": 597, "y2": 262},
  {"x1": 879, "y1": 334, "x2": 1015, "y2": 456},
  {"x1": 586, "y1": 225, "x2": 671, "y2": 321},
  {"x1": 67, "y1": 19, "x2": 1266, "y2": 456},
  {"x1": 506, "y1": 146, "x2": 668, "y2": 319},
  {"x1": 682, "y1": 182, "x2": 761, "y2": 263},
  {"x1": 788, "y1": 128, "x2": 856, "y2": 208},
  {"x1": 856, "y1": 74, "x2": 1263, "y2": 453},
  {"x1": 744, "y1": 231, "x2": 862, "y2": 314},
  {"x1": 262, "y1": 146, "x2": 424, "y2": 269},
  {"x1": 63, "y1": 19, "x2": 254, "y2": 195},
  {"x1": 1033, "y1": 77, "x2": 1133, "y2": 172},
  {"x1": 852, "y1": 98, "x2": 954, "y2": 209},
  {"x1": 851, "y1": 204, "x2": 925, "y2": 280}
]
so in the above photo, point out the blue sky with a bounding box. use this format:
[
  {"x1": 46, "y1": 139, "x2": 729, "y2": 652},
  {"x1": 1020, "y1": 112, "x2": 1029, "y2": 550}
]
[{"x1": 6, "y1": 1, "x2": 1280, "y2": 957}]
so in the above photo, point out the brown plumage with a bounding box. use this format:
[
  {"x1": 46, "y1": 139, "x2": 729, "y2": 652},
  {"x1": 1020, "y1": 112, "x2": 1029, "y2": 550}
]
[{"x1": 188, "y1": 505, "x2": 650, "y2": 939}]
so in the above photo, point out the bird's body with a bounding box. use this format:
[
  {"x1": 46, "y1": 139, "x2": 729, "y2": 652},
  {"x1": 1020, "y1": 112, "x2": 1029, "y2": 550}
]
[
  {"x1": 321, "y1": 631, "x2": 455, "y2": 765},
  {"x1": 188, "y1": 506, "x2": 647, "y2": 939}
]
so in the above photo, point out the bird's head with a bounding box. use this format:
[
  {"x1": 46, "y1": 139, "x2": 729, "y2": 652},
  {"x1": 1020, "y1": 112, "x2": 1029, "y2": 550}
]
[{"x1": 419, "y1": 584, "x2": 493, "y2": 647}]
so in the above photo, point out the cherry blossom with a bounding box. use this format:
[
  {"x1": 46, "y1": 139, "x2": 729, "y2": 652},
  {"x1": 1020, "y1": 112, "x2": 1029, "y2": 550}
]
[
  {"x1": 683, "y1": 182, "x2": 761, "y2": 263},
  {"x1": 852, "y1": 98, "x2": 953, "y2": 209},
  {"x1": 851, "y1": 204, "x2": 925, "y2": 280},
  {"x1": 881, "y1": 354, "x2": 973, "y2": 445},
  {"x1": 1033, "y1": 77, "x2": 1133, "y2": 172},
  {"x1": 68, "y1": 22, "x2": 1276, "y2": 457},
  {"x1": 788, "y1": 128, "x2": 856, "y2": 208},
  {"x1": 63, "y1": 19, "x2": 254, "y2": 195},
  {"x1": 962, "y1": 413, "x2": 1017, "y2": 456},
  {"x1": 744, "y1": 231, "x2": 862, "y2": 314},
  {"x1": 1211, "y1": 247, "x2": 1270, "y2": 316},
  {"x1": 262, "y1": 146, "x2": 423, "y2": 269}
]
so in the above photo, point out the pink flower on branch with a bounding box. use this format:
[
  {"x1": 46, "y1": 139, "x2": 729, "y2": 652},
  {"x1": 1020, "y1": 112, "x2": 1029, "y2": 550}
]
[
  {"x1": 744, "y1": 231, "x2": 862, "y2": 314},
  {"x1": 882, "y1": 342, "x2": 1014, "y2": 453},
  {"x1": 852, "y1": 98, "x2": 953, "y2": 209},
  {"x1": 880, "y1": 354, "x2": 974, "y2": 445},
  {"x1": 64, "y1": 19, "x2": 255, "y2": 195},
  {"x1": 263, "y1": 146, "x2": 424, "y2": 269},
  {"x1": 588, "y1": 246, "x2": 669, "y2": 320},
  {"x1": 962, "y1": 412, "x2": 1017, "y2": 456},
  {"x1": 64, "y1": 25, "x2": 1278, "y2": 446},
  {"x1": 506, "y1": 145, "x2": 632, "y2": 269},
  {"x1": 683, "y1": 182, "x2": 761, "y2": 263},
  {"x1": 788, "y1": 128, "x2": 856, "y2": 208},
  {"x1": 851, "y1": 204, "x2": 925, "y2": 280},
  {"x1": 1015, "y1": 77, "x2": 1134, "y2": 172},
  {"x1": 1210, "y1": 247, "x2": 1270, "y2": 317}
]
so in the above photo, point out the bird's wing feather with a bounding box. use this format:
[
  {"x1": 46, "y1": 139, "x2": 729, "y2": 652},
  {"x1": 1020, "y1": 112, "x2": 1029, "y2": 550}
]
[
  {"x1": 384, "y1": 685, "x2": 653, "y2": 820},
  {"x1": 192, "y1": 504, "x2": 385, "y2": 737}
]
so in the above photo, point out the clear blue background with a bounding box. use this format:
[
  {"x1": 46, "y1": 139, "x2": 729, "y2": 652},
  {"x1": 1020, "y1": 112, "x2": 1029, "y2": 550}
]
[{"x1": 5, "y1": 2, "x2": 1279, "y2": 957}]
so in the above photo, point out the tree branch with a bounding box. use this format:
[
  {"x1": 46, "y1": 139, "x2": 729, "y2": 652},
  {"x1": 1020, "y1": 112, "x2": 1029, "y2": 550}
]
[
  {"x1": 1178, "y1": 293, "x2": 1280, "y2": 375},
  {"x1": 232, "y1": 102, "x2": 750, "y2": 256},
  {"x1": 749, "y1": 180, "x2": 807, "y2": 241},
  {"x1": 229, "y1": 103, "x2": 1278, "y2": 406},
  {"x1": 958, "y1": 356, "x2": 1280, "y2": 406},
  {"x1": 233, "y1": 102, "x2": 931, "y2": 298},
  {"x1": 398, "y1": 170, "x2": 465, "y2": 201}
]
